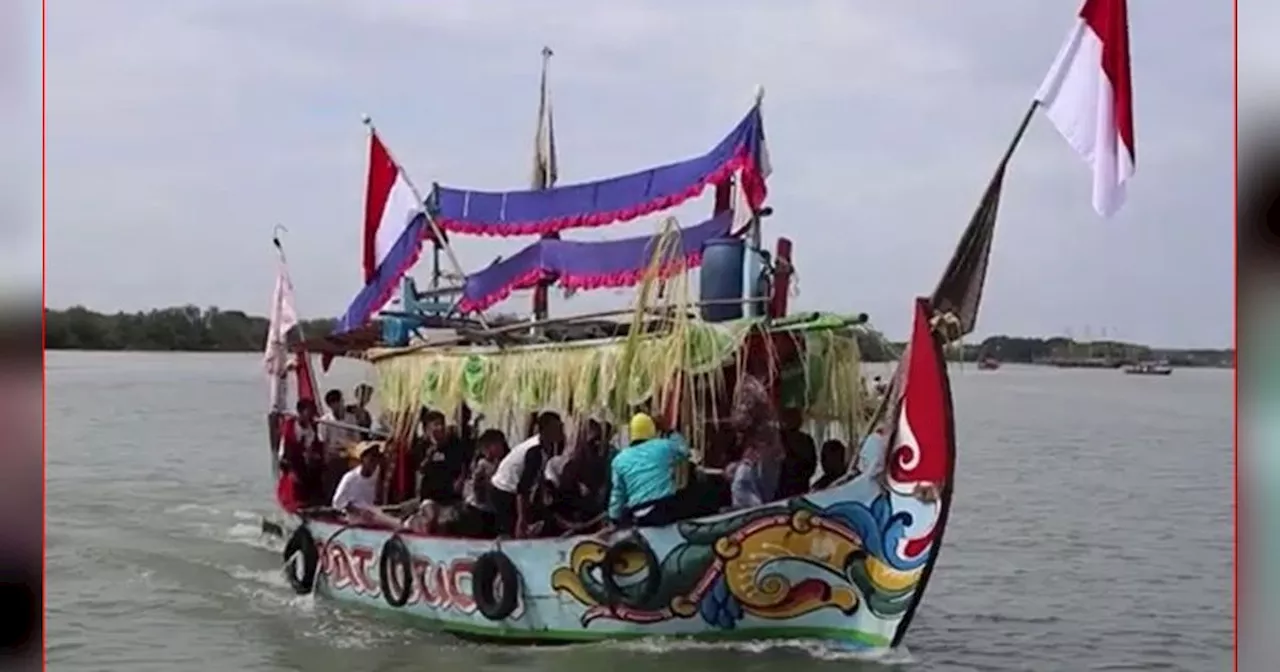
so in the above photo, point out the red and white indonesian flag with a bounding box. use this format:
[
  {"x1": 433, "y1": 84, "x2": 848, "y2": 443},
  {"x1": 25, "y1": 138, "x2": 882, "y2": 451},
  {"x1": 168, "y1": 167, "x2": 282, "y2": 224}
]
[
  {"x1": 363, "y1": 131, "x2": 429, "y2": 284},
  {"x1": 264, "y1": 258, "x2": 299, "y2": 377},
  {"x1": 1034, "y1": 0, "x2": 1135, "y2": 218}
]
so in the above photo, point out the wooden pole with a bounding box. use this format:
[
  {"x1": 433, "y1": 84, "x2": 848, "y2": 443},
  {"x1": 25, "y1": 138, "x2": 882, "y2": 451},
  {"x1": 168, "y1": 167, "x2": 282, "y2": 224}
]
[
  {"x1": 360, "y1": 115, "x2": 488, "y2": 329},
  {"x1": 531, "y1": 46, "x2": 557, "y2": 322},
  {"x1": 743, "y1": 86, "x2": 766, "y2": 318},
  {"x1": 270, "y1": 227, "x2": 319, "y2": 406}
]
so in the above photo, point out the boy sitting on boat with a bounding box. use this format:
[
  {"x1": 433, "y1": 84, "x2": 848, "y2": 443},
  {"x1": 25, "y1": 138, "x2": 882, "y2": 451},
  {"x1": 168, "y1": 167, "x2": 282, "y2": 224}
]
[
  {"x1": 457, "y1": 428, "x2": 508, "y2": 538},
  {"x1": 331, "y1": 442, "x2": 384, "y2": 522}
]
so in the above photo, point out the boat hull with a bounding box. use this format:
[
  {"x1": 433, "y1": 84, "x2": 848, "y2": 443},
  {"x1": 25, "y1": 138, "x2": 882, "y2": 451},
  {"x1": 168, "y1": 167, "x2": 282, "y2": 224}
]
[{"x1": 290, "y1": 467, "x2": 944, "y2": 652}]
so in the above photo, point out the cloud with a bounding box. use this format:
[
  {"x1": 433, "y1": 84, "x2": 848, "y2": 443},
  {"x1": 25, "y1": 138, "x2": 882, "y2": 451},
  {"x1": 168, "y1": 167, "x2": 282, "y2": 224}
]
[{"x1": 45, "y1": 0, "x2": 1231, "y2": 347}]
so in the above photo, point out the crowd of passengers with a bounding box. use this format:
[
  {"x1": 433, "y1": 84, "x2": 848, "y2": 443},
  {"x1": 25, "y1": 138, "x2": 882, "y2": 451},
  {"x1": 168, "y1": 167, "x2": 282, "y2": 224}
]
[{"x1": 276, "y1": 375, "x2": 870, "y2": 539}]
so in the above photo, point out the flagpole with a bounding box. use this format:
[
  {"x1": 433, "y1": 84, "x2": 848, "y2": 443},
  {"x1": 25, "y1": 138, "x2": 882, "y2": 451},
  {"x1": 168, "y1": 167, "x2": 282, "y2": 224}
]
[
  {"x1": 743, "y1": 86, "x2": 766, "y2": 317},
  {"x1": 841, "y1": 100, "x2": 1041, "y2": 481},
  {"x1": 267, "y1": 237, "x2": 290, "y2": 414},
  {"x1": 359, "y1": 115, "x2": 488, "y2": 329},
  {"x1": 270, "y1": 227, "x2": 319, "y2": 398},
  {"x1": 531, "y1": 45, "x2": 556, "y2": 322},
  {"x1": 999, "y1": 101, "x2": 1039, "y2": 170}
]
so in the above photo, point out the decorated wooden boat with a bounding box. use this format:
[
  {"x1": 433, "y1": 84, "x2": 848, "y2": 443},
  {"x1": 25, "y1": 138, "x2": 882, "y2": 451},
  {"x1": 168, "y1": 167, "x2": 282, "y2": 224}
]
[
  {"x1": 271, "y1": 300, "x2": 954, "y2": 651},
  {"x1": 261, "y1": 53, "x2": 1007, "y2": 654},
  {"x1": 258, "y1": 0, "x2": 1144, "y2": 650}
]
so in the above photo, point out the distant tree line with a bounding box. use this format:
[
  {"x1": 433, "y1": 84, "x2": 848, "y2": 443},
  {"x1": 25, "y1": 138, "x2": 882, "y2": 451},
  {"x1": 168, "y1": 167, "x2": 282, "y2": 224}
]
[
  {"x1": 923, "y1": 335, "x2": 1231, "y2": 368},
  {"x1": 862, "y1": 334, "x2": 1230, "y2": 367},
  {"x1": 43, "y1": 305, "x2": 1233, "y2": 367},
  {"x1": 44, "y1": 305, "x2": 336, "y2": 352}
]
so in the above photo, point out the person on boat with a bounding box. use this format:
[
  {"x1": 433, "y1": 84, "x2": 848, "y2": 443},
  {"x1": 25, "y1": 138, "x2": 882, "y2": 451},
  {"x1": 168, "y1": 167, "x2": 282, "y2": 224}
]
[
  {"x1": 401, "y1": 500, "x2": 437, "y2": 534},
  {"x1": 458, "y1": 428, "x2": 508, "y2": 538},
  {"x1": 728, "y1": 459, "x2": 765, "y2": 509},
  {"x1": 858, "y1": 424, "x2": 891, "y2": 478},
  {"x1": 599, "y1": 412, "x2": 692, "y2": 531},
  {"x1": 400, "y1": 499, "x2": 451, "y2": 535},
  {"x1": 347, "y1": 383, "x2": 375, "y2": 439},
  {"x1": 543, "y1": 419, "x2": 611, "y2": 535},
  {"x1": 332, "y1": 442, "x2": 383, "y2": 513},
  {"x1": 810, "y1": 439, "x2": 848, "y2": 491},
  {"x1": 383, "y1": 405, "x2": 434, "y2": 504},
  {"x1": 319, "y1": 389, "x2": 360, "y2": 498},
  {"x1": 776, "y1": 407, "x2": 817, "y2": 499},
  {"x1": 417, "y1": 410, "x2": 467, "y2": 506},
  {"x1": 294, "y1": 441, "x2": 329, "y2": 507},
  {"x1": 722, "y1": 440, "x2": 765, "y2": 510},
  {"x1": 544, "y1": 419, "x2": 604, "y2": 494},
  {"x1": 490, "y1": 411, "x2": 564, "y2": 538},
  {"x1": 730, "y1": 372, "x2": 783, "y2": 503},
  {"x1": 277, "y1": 398, "x2": 320, "y2": 471},
  {"x1": 449, "y1": 404, "x2": 477, "y2": 465}
]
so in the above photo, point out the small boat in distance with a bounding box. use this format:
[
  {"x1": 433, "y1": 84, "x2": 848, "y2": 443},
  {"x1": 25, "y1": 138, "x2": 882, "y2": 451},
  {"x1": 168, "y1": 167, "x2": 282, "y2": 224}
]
[
  {"x1": 1124, "y1": 361, "x2": 1173, "y2": 376},
  {"x1": 977, "y1": 357, "x2": 1000, "y2": 371}
]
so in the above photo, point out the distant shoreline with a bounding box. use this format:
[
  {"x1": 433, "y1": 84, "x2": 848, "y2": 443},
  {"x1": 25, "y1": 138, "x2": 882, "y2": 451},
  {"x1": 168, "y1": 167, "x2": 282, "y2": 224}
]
[{"x1": 44, "y1": 304, "x2": 1233, "y2": 367}]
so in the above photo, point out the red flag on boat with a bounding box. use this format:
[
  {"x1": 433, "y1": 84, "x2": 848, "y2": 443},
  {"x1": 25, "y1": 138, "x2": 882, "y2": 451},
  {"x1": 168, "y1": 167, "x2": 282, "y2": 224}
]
[
  {"x1": 292, "y1": 351, "x2": 317, "y2": 404},
  {"x1": 1034, "y1": 0, "x2": 1135, "y2": 217},
  {"x1": 888, "y1": 299, "x2": 951, "y2": 491}
]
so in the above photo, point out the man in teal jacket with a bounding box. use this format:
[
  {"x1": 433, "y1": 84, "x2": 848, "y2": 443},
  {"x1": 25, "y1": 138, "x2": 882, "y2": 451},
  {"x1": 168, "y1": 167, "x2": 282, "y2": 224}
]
[{"x1": 604, "y1": 412, "x2": 690, "y2": 528}]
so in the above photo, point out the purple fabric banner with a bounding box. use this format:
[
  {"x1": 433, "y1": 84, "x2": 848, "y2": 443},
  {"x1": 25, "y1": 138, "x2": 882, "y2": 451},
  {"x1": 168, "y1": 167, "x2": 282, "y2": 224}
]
[
  {"x1": 334, "y1": 212, "x2": 427, "y2": 334},
  {"x1": 459, "y1": 212, "x2": 733, "y2": 313},
  {"x1": 433, "y1": 106, "x2": 766, "y2": 237}
]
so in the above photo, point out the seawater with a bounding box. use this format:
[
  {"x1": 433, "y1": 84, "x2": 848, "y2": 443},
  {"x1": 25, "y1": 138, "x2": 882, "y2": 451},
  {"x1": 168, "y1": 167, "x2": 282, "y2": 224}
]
[{"x1": 46, "y1": 352, "x2": 1232, "y2": 672}]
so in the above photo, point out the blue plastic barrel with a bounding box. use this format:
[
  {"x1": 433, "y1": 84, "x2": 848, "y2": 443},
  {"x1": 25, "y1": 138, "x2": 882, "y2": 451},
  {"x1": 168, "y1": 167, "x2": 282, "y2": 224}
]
[
  {"x1": 380, "y1": 318, "x2": 411, "y2": 347},
  {"x1": 700, "y1": 238, "x2": 745, "y2": 323}
]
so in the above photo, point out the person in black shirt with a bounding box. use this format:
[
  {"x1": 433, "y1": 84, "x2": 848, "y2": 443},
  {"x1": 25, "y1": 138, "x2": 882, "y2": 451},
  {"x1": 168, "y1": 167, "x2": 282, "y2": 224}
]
[
  {"x1": 777, "y1": 408, "x2": 818, "y2": 499},
  {"x1": 811, "y1": 439, "x2": 848, "y2": 491},
  {"x1": 543, "y1": 419, "x2": 609, "y2": 534},
  {"x1": 296, "y1": 443, "x2": 329, "y2": 507},
  {"x1": 417, "y1": 410, "x2": 467, "y2": 504}
]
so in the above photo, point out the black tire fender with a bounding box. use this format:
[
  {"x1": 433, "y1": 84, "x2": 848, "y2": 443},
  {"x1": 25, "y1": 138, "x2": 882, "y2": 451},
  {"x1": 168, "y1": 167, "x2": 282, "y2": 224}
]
[
  {"x1": 601, "y1": 535, "x2": 661, "y2": 610},
  {"x1": 282, "y1": 525, "x2": 319, "y2": 595},
  {"x1": 379, "y1": 535, "x2": 414, "y2": 608},
  {"x1": 471, "y1": 550, "x2": 520, "y2": 621}
]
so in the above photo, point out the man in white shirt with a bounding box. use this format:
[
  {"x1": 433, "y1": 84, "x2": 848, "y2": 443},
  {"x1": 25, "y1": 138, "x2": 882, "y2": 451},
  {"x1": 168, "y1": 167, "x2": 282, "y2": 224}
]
[
  {"x1": 332, "y1": 442, "x2": 383, "y2": 513},
  {"x1": 490, "y1": 412, "x2": 564, "y2": 538}
]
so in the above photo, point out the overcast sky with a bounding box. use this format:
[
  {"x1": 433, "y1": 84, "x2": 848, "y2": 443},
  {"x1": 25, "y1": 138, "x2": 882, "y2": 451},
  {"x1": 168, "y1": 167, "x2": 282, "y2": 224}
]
[{"x1": 44, "y1": 0, "x2": 1231, "y2": 347}]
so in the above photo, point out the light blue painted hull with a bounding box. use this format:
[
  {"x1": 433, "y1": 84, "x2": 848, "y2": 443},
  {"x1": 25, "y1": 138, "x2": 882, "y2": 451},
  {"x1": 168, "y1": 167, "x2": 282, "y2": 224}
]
[{"x1": 291, "y1": 462, "x2": 948, "y2": 652}]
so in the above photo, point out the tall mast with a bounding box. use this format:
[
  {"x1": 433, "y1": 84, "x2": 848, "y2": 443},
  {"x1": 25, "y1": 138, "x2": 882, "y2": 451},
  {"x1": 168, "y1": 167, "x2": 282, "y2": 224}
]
[{"x1": 530, "y1": 46, "x2": 558, "y2": 321}]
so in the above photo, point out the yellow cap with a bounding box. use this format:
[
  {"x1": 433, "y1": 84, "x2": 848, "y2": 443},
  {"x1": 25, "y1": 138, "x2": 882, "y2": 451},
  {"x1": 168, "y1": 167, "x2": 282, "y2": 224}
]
[{"x1": 629, "y1": 413, "x2": 657, "y2": 443}]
